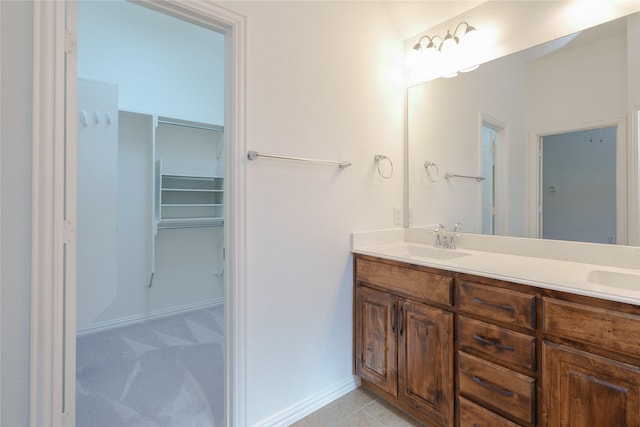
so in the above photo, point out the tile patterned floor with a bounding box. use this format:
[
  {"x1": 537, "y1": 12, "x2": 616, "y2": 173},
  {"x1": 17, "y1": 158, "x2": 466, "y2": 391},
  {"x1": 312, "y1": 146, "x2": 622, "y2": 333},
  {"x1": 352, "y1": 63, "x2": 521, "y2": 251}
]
[{"x1": 290, "y1": 387, "x2": 430, "y2": 427}]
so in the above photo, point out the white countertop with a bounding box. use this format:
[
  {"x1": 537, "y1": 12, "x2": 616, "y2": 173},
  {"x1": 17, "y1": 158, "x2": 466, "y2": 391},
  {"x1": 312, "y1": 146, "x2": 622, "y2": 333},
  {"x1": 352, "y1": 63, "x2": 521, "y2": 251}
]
[{"x1": 352, "y1": 229, "x2": 640, "y2": 306}]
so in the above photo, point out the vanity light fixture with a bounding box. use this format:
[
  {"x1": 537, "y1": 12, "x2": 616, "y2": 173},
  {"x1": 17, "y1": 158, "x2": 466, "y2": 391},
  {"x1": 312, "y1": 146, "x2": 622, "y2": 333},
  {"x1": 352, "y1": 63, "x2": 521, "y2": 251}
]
[{"x1": 409, "y1": 21, "x2": 480, "y2": 80}]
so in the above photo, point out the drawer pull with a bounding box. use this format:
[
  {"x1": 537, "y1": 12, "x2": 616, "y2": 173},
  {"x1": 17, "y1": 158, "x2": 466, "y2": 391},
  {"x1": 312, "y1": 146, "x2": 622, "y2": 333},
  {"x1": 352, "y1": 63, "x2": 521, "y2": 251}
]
[
  {"x1": 472, "y1": 333, "x2": 515, "y2": 352},
  {"x1": 391, "y1": 301, "x2": 396, "y2": 333},
  {"x1": 471, "y1": 375, "x2": 514, "y2": 397},
  {"x1": 472, "y1": 297, "x2": 515, "y2": 312}
]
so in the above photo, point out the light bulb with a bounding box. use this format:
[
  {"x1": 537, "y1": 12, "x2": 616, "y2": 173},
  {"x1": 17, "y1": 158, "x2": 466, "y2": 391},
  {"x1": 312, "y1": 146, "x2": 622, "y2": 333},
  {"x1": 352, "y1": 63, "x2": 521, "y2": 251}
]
[
  {"x1": 406, "y1": 46, "x2": 421, "y2": 67},
  {"x1": 463, "y1": 25, "x2": 477, "y2": 41},
  {"x1": 460, "y1": 64, "x2": 479, "y2": 73},
  {"x1": 423, "y1": 44, "x2": 439, "y2": 61},
  {"x1": 440, "y1": 30, "x2": 458, "y2": 53}
]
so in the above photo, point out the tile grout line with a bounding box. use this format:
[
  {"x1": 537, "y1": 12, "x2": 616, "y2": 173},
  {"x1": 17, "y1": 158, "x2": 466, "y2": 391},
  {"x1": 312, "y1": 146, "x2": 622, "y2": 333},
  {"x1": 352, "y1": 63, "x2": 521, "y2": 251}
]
[
  {"x1": 360, "y1": 398, "x2": 428, "y2": 427},
  {"x1": 336, "y1": 396, "x2": 382, "y2": 426}
]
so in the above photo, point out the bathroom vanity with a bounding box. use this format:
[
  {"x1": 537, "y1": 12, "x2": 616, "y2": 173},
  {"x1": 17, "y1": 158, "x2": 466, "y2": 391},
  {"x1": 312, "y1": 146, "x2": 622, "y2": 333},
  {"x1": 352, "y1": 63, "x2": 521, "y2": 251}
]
[{"x1": 352, "y1": 230, "x2": 640, "y2": 427}]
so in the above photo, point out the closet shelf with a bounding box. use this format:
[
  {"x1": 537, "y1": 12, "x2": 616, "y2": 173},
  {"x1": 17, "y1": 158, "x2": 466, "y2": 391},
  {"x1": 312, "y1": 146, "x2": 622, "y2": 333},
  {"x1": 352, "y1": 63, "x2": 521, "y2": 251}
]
[
  {"x1": 161, "y1": 203, "x2": 223, "y2": 207},
  {"x1": 158, "y1": 217, "x2": 224, "y2": 229},
  {"x1": 162, "y1": 188, "x2": 223, "y2": 193},
  {"x1": 157, "y1": 171, "x2": 224, "y2": 230}
]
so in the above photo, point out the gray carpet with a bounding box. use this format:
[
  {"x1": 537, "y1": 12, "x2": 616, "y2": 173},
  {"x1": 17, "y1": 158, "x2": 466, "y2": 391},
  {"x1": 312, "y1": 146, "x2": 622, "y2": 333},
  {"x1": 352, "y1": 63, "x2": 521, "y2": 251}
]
[{"x1": 76, "y1": 304, "x2": 224, "y2": 427}]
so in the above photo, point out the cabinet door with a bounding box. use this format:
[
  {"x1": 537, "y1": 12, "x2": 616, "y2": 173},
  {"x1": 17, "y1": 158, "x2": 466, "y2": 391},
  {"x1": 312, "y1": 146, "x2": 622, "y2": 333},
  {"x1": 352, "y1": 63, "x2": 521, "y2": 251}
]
[
  {"x1": 398, "y1": 299, "x2": 454, "y2": 426},
  {"x1": 543, "y1": 341, "x2": 640, "y2": 426},
  {"x1": 355, "y1": 286, "x2": 398, "y2": 397}
]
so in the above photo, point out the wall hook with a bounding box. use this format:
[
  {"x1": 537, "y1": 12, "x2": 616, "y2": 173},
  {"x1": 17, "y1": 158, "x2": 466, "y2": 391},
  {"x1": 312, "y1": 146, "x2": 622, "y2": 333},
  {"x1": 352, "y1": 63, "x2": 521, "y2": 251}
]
[{"x1": 79, "y1": 110, "x2": 89, "y2": 127}]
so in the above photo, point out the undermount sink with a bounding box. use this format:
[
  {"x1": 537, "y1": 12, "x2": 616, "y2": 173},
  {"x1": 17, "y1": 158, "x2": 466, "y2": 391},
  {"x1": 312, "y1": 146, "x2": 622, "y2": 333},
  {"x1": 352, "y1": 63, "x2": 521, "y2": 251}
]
[
  {"x1": 377, "y1": 243, "x2": 471, "y2": 261},
  {"x1": 587, "y1": 270, "x2": 640, "y2": 291}
]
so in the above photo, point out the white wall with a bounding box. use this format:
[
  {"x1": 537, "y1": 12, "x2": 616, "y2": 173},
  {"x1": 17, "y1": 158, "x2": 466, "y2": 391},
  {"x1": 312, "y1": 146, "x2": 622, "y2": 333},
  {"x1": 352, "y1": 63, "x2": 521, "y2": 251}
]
[
  {"x1": 526, "y1": 33, "x2": 627, "y2": 130},
  {"x1": 78, "y1": 0, "x2": 224, "y2": 125},
  {"x1": 76, "y1": 79, "x2": 119, "y2": 331},
  {"x1": 216, "y1": 2, "x2": 405, "y2": 424}
]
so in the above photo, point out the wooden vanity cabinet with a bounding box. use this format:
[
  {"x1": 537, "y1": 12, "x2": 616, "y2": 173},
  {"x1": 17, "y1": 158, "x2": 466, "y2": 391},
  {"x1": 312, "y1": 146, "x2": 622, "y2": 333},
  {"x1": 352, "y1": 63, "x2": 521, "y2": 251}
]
[
  {"x1": 354, "y1": 255, "x2": 455, "y2": 427},
  {"x1": 353, "y1": 254, "x2": 640, "y2": 427},
  {"x1": 541, "y1": 296, "x2": 640, "y2": 427}
]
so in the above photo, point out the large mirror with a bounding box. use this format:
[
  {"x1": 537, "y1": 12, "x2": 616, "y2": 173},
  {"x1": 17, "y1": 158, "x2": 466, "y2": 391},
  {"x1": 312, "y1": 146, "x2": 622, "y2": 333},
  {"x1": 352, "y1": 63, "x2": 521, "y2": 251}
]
[{"x1": 408, "y1": 12, "x2": 639, "y2": 246}]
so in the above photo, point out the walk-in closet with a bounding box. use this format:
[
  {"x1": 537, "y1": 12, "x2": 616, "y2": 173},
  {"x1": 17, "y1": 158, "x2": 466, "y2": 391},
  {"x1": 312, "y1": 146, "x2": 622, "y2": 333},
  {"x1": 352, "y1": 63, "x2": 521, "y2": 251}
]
[{"x1": 74, "y1": 2, "x2": 226, "y2": 425}]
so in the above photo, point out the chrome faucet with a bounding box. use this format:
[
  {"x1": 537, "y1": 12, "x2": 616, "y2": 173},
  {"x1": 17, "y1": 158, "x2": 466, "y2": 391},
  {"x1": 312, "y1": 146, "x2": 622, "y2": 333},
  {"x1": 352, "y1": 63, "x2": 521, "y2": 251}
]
[
  {"x1": 450, "y1": 222, "x2": 463, "y2": 250},
  {"x1": 434, "y1": 224, "x2": 446, "y2": 248}
]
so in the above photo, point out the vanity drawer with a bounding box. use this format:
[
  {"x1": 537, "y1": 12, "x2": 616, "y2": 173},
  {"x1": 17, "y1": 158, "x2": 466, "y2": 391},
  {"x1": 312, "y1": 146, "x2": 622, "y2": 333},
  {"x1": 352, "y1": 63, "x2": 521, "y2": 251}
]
[
  {"x1": 459, "y1": 316, "x2": 535, "y2": 372},
  {"x1": 356, "y1": 257, "x2": 452, "y2": 306},
  {"x1": 458, "y1": 281, "x2": 536, "y2": 330},
  {"x1": 459, "y1": 397, "x2": 522, "y2": 427},
  {"x1": 458, "y1": 352, "x2": 535, "y2": 424},
  {"x1": 543, "y1": 297, "x2": 640, "y2": 356}
]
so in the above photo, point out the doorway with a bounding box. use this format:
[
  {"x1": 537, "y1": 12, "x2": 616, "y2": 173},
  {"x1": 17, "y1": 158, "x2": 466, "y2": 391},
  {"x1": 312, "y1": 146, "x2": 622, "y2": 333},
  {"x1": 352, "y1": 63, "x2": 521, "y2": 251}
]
[
  {"x1": 541, "y1": 126, "x2": 617, "y2": 243},
  {"x1": 480, "y1": 115, "x2": 508, "y2": 235},
  {"x1": 29, "y1": 1, "x2": 246, "y2": 426},
  {"x1": 481, "y1": 125, "x2": 497, "y2": 234},
  {"x1": 75, "y1": 2, "x2": 226, "y2": 425},
  {"x1": 529, "y1": 119, "x2": 627, "y2": 243}
]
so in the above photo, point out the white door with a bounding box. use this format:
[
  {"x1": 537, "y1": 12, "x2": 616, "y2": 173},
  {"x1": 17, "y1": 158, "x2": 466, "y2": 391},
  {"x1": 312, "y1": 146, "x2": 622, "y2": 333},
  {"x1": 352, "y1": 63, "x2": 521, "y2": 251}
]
[{"x1": 541, "y1": 126, "x2": 617, "y2": 243}]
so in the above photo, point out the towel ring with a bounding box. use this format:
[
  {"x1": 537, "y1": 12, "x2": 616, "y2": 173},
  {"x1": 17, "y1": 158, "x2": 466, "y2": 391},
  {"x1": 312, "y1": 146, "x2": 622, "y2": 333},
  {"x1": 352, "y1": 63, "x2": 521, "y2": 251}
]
[
  {"x1": 374, "y1": 154, "x2": 393, "y2": 179},
  {"x1": 424, "y1": 161, "x2": 439, "y2": 182}
]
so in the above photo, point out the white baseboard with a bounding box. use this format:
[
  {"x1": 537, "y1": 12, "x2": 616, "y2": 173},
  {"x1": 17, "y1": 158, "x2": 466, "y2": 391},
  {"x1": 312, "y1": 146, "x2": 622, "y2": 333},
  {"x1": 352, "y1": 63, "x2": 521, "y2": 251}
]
[
  {"x1": 77, "y1": 297, "x2": 224, "y2": 336},
  {"x1": 253, "y1": 375, "x2": 361, "y2": 427}
]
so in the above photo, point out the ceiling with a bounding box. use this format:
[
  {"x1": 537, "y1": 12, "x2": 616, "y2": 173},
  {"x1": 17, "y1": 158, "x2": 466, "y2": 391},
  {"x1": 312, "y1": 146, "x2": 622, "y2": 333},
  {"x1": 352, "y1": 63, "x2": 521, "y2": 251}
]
[{"x1": 379, "y1": 1, "x2": 486, "y2": 40}]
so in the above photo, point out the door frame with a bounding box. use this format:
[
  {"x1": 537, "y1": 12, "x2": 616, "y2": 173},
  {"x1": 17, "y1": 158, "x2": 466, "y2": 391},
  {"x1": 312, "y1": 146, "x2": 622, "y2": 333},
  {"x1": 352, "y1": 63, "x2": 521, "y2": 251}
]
[
  {"x1": 30, "y1": 1, "x2": 247, "y2": 426},
  {"x1": 479, "y1": 113, "x2": 509, "y2": 236},
  {"x1": 528, "y1": 117, "x2": 627, "y2": 243}
]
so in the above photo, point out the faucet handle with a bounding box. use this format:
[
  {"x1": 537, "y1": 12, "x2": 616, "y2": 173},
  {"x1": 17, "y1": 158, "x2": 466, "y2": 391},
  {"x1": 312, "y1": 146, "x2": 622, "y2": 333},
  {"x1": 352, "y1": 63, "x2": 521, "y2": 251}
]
[
  {"x1": 434, "y1": 225, "x2": 442, "y2": 247},
  {"x1": 450, "y1": 222, "x2": 462, "y2": 250}
]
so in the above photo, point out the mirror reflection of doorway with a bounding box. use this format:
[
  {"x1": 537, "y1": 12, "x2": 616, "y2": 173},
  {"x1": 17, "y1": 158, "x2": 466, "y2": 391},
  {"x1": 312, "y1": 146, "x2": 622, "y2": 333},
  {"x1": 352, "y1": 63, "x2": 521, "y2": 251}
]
[
  {"x1": 541, "y1": 126, "x2": 617, "y2": 243},
  {"x1": 481, "y1": 125, "x2": 497, "y2": 234},
  {"x1": 481, "y1": 116, "x2": 507, "y2": 236},
  {"x1": 75, "y1": 2, "x2": 226, "y2": 426}
]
